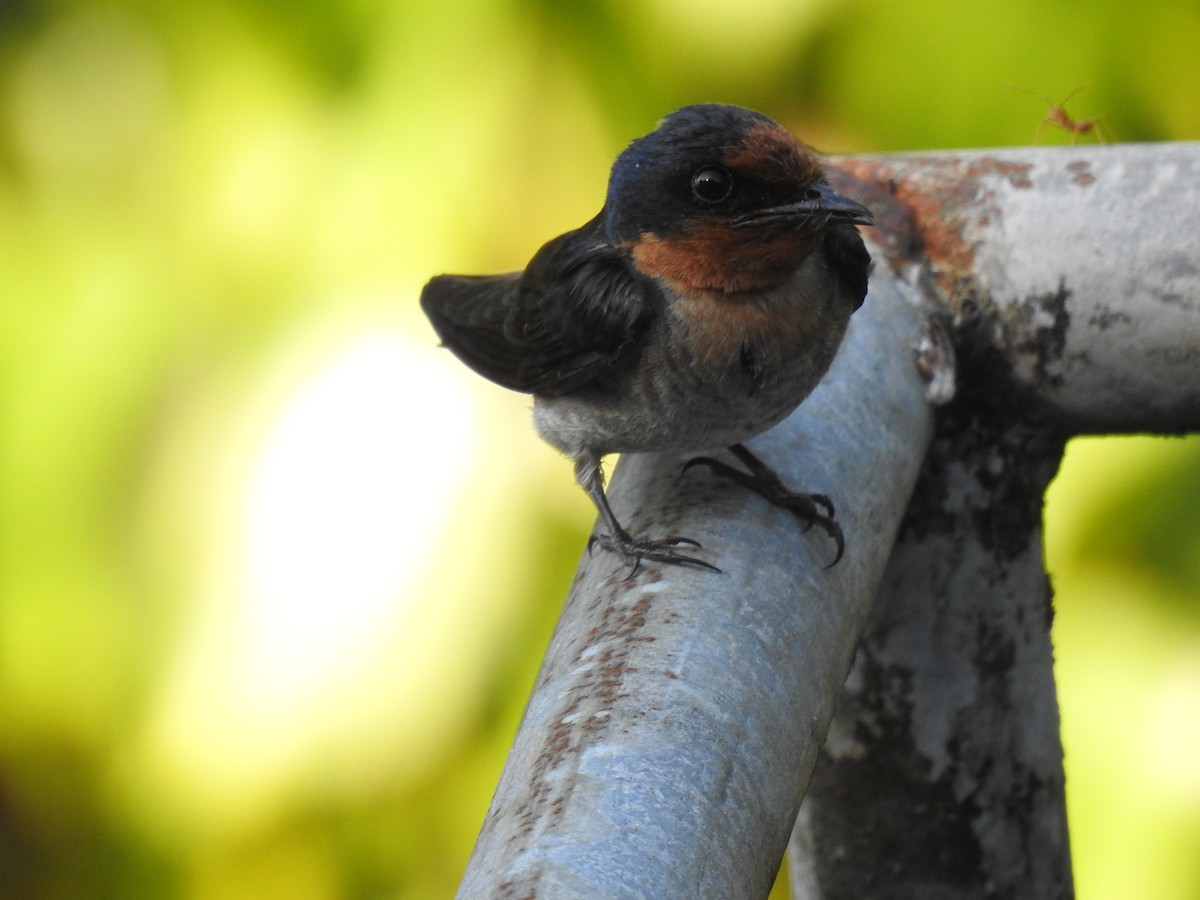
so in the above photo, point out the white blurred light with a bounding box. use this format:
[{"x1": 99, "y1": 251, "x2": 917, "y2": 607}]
[
  {"x1": 237, "y1": 330, "x2": 473, "y2": 714},
  {"x1": 141, "y1": 326, "x2": 484, "y2": 821}
]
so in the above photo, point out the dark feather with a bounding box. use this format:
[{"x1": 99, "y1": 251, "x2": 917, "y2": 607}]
[
  {"x1": 822, "y1": 223, "x2": 872, "y2": 310},
  {"x1": 420, "y1": 212, "x2": 658, "y2": 396}
]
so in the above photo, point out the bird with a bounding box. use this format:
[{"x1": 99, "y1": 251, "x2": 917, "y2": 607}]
[{"x1": 421, "y1": 103, "x2": 873, "y2": 576}]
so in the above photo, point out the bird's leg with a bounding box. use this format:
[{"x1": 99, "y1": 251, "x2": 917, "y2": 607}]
[
  {"x1": 683, "y1": 442, "x2": 845, "y2": 567},
  {"x1": 574, "y1": 452, "x2": 720, "y2": 578}
]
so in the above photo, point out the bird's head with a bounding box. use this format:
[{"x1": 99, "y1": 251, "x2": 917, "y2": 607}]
[{"x1": 605, "y1": 104, "x2": 873, "y2": 293}]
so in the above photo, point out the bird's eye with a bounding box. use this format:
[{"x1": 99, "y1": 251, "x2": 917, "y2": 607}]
[{"x1": 691, "y1": 166, "x2": 733, "y2": 204}]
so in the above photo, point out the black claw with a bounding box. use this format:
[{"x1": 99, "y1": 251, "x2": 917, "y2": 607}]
[
  {"x1": 816, "y1": 518, "x2": 845, "y2": 568},
  {"x1": 576, "y1": 454, "x2": 721, "y2": 579},
  {"x1": 589, "y1": 530, "x2": 722, "y2": 579},
  {"x1": 685, "y1": 443, "x2": 846, "y2": 567}
]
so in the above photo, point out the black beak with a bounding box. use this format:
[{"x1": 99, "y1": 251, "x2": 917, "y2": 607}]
[{"x1": 731, "y1": 182, "x2": 874, "y2": 232}]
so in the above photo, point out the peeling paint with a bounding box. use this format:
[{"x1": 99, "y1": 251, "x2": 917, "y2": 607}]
[
  {"x1": 1087, "y1": 304, "x2": 1133, "y2": 329},
  {"x1": 808, "y1": 647, "x2": 987, "y2": 896},
  {"x1": 1005, "y1": 280, "x2": 1072, "y2": 390}
]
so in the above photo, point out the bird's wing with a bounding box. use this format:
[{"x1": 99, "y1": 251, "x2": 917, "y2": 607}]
[{"x1": 421, "y1": 213, "x2": 657, "y2": 396}]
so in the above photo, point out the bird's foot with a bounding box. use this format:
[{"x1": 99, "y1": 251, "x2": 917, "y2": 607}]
[
  {"x1": 683, "y1": 444, "x2": 845, "y2": 567},
  {"x1": 587, "y1": 530, "x2": 721, "y2": 580}
]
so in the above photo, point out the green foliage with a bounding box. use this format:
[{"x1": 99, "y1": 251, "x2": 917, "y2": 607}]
[{"x1": 0, "y1": 0, "x2": 1196, "y2": 896}]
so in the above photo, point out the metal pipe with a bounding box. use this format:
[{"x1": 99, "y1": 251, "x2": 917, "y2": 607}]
[
  {"x1": 456, "y1": 263, "x2": 936, "y2": 898},
  {"x1": 456, "y1": 142, "x2": 1200, "y2": 898}
]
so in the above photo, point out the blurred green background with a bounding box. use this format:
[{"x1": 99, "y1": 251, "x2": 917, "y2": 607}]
[{"x1": 1, "y1": 0, "x2": 1197, "y2": 897}]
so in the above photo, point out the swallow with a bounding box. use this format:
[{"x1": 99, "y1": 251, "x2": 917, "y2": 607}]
[{"x1": 421, "y1": 103, "x2": 873, "y2": 575}]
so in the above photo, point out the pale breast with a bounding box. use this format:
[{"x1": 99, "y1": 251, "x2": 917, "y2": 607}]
[{"x1": 533, "y1": 253, "x2": 857, "y2": 458}]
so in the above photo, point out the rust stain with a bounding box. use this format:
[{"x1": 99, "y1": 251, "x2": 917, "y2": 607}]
[
  {"x1": 829, "y1": 155, "x2": 1034, "y2": 311},
  {"x1": 1066, "y1": 160, "x2": 1096, "y2": 187},
  {"x1": 825, "y1": 162, "x2": 922, "y2": 269},
  {"x1": 507, "y1": 584, "x2": 671, "y2": 856}
]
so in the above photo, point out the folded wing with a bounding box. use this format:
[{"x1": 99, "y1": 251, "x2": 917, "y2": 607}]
[{"x1": 421, "y1": 213, "x2": 657, "y2": 397}]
